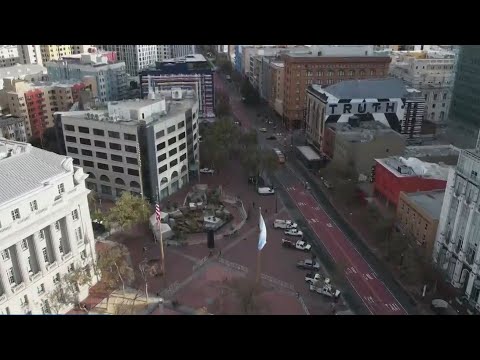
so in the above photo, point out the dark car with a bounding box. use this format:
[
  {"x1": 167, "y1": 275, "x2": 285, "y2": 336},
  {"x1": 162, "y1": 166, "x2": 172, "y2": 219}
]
[{"x1": 266, "y1": 135, "x2": 277, "y2": 140}]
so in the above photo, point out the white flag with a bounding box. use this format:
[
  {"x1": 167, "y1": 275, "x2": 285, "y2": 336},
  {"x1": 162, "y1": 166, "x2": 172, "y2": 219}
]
[{"x1": 258, "y1": 211, "x2": 267, "y2": 251}]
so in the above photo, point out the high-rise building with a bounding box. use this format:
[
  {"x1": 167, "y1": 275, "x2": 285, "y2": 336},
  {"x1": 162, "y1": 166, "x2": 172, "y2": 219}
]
[
  {"x1": 99, "y1": 45, "x2": 159, "y2": 76},
  {"x1": 139, "y1": 54, "x2": 215, "y2": 118},
  {"x1": 432, "y1": 133, "x2": 480, "y2": 312},
  {"x1": 0, "y1": 138, "x2": 98, "y2": 314},
  {"x1": 390, "y1": 47, "x2": 455, "y2": 123},
  {"x1": 449, "y1": 46, "x2": 480, "y2": 129},
  {"x1": 46, "y1": 53, "x2": 127, "y2": 103},
  {"x1": 157, "y1": 45, "x2": 171, "y2": 61},
  {"x1": 54, "y1": 89, "x2": 200, "y2": 201},
  {"x1": 0, "y1": 115, "x2": 27, "y2": 142},
  {"x1": 17, "y1": 45, "x2": 43, "y2": 65},
  {"x1": 39, "y1": 45, "x2": 72, "y2": 64},
  {"x1": 2, "y1": 78, "x2": 90, "y2": 139},
  {"x1": 170, "y1": 45, "x2": 196, "y2": 58},
  {"x1": 71, "y1": 45, "x2": 95, "y2": 54},
  {"x1": 0, "y1": 46, "x2": 20, "y2": 68}
]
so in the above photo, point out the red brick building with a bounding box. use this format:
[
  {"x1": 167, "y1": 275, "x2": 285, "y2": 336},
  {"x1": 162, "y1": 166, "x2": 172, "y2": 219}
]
[{"x1": 374, "y1": 156, "x2": 449, "y2": 206}]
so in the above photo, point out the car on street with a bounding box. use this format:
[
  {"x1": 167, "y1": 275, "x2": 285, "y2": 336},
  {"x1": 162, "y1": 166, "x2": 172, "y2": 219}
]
[
  {"x1": 266, "y1": 135, "x2": 277, "y2": 140},
  {"x1": 284, "y1": 228, "x2": 303, "y2": 237},
  {"x1": 234, "y1": 120, "x2": 241, "y2": 126},
  {"x1": 273, "y1": 219, "x2": 297, "y2": 229},
  {"x1": 226, "y1": 75, "x2": 231, "y2": 81},
  {"x1": 305, "y1": 273, "x2": 324, "y2": 285},
  {"x1": 282, "y1": 239, "x2": 311, "y2": 251},
  {"x1": 241, "y1": 97, "x2": 246, "y2": 103},
  {"x1": 258, "y1": 187, "x2": 275, "y2": 195},
  {"x1": 309, "y1": 279, "x2": 341, "y2": 299},
  {"x1": 259, "y1": 128, "x2": 267, "y2": 132},
  {"x1": 296, "y1": 259, "x2": 321, "y2": 270},
  {"x1": 200, "y1": 168, "x2": 215, "y2": 175}
]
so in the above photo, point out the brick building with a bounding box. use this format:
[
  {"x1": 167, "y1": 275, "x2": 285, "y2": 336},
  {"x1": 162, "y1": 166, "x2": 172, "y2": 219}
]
[{"x1": 282, "y1": 54, "x2": 391, "y2": 129}]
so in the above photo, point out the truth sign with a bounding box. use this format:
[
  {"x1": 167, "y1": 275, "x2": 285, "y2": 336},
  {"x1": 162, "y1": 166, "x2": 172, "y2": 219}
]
[{"x1": 327, "y1": 101, "x2": 398, "y2": 116}]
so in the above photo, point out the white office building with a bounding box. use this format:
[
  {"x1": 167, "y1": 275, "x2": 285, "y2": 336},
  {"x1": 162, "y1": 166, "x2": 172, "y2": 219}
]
[
  {"x1": 433, "y1": 133, "x2": 480, "y2": 312},
  {"x1": 0, "y1": 139, "x2": 97, "y2": 314},
  {"x1": 17, "y1": 45, "x2": 43, "y2": 66},
  {"x1": 99, "y1": 45, "x2": 159, "y2": 76},
  {"x1": 55, "y1": 88, "x2": 199, "y2": 201},
  {"x1": 0, "y1": 46, "x2": 20, "y2": 68}
]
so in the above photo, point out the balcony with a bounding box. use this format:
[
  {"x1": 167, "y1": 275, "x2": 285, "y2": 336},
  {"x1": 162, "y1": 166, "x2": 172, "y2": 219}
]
[
  {"x1": 62, "y1": 252, "x2": 73, "y2": 262},
  {"x1": 46, "y1": 261, "x2": 58, "y2": 271},
  {"x1": 29, "y1": 272, "x2": 42, "y2": 282},
  {"x1": 11, "y1": 283, "x2": 25, "y2": 294}
]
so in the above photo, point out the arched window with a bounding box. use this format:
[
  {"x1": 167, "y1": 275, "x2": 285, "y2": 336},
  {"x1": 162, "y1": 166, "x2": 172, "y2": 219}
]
[
  {"x1": 431, "y1": 112, "x2": 435, "y2": 121},
  {"x1": 160, "y1": 177, "x2": 168, "y2": 185},
  {"x1": 338, "y1": 70, "x2": 345, "y2": 77},
  {"x1": 349, "y1": 70, "x2": 355, "y2": 77},
  {"x1": 171, "y1": 171, "x2": 179, "y2": 179},
  {"x1": 130, "y1": 181, "x2": 140, "y2": 188},
  {"x1": 87, "y1": 173, "x2": 96, "y2": 179},
  {"x1": 115, "y1": 178, "x2": 125, "y2": 185},
  {"x1": 359, "y1": 70, "x2": 365, "y2": 76},
  {"x1": 100, "y1": 175, "x2": 110, "y2": 182},
  {"x1": 181, "y1": 165, "x2": 187, "y2": 173}
]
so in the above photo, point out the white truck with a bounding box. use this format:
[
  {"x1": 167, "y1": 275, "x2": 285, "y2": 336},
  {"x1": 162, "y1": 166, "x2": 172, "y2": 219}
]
[
  {"x1": 258, "y1": 187, "x2": 275, "y2": 195},
  {"x1": 305, "y1": 273, "x2": 324, "y2": 285},
  {"x1": 309, "y1": 278, "x2": 341, "y2": 299},
  {"x1": 274, "y1": 219, "x2": 297, "y2": 229},
  {"x1": 296, "y1": 259, "x2": 320, "y2": 271},
  {"x1": 284, "y1": 228, "x2": 303, "y2": 237},
  {"x1": 282, "y1": 239, "x2": 311, "y2": 251}
]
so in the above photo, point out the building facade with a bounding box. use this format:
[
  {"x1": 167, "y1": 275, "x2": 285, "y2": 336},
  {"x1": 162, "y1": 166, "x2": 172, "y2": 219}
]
[
  {"x1": 55, "y1": 91, "x2": 199, "y2": 201},
  {"x1": 390, "y1": 49, "x2": 455, "y2": 123},
  {"x1": 2, "y1": 78, "x2": 89, "y2": 139},
  {"x1": 139, "y1": 54, "x2": 215, "y2": 118},
  {"x1": 39, "y1": 45, "x2": 72, "y2": 64},
  {"x1": 432, "y1": 136, "x2": 480, "y2": 311},
  {"x1": 284, "y1": 54, "x2": 391, "y2": 129},
  {"x1": 71, "y1": 45, "x2": 95, "y2": 54},
  {"x1": 305, "y1": 79, "x2": 424, "y2": 154},
  {"x1": 17, "y1": 46, "x2": 43, "y2": 66},
  {"x1": 397, "y1": 189, "x2": 444, "y2": 257},
  {"x1": 374, "y1": 156, "x2": 449, "y2": 206},
  {"x1": 0, "y1": 46, "x2": 19, "y2": 68},
  {"x1": 170, "y1": 45, "x2": 196, "y2": 58},
  {"x1": 0, "y1": 115, "x2": 27, "y2": 142},
  {"x1": 269, "y1": 61, "x2": 285, "y2": 116},
  {"x1": 46, "y1": 53, "x2": 127, "y2": 103},
  {"x1": 0, "y1": 139, "x2": 97, "y2": 315},
  {"x1": 449, "y1": 46, "x2": 480, "y2": 129},
  {"x1": 99, "y1": 45, "x2": 159, "y2": 76}
]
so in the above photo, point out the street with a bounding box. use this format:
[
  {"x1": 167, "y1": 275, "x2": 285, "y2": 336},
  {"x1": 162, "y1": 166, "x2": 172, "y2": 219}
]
[{"x1": 215, "y1": 71, "x2": 410, "y2": 315}]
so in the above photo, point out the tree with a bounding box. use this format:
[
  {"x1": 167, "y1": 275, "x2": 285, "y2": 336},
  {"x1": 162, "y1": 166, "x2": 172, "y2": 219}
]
[
  {"x1": 29, "y1": 127, "x2": 59, "y2": 154},
  {"x1": 96, "y1": 244, "x2": 134, "y2": 301},
  {"x1": 105, "y1": 192, "x2": 150, "y2": 231},
  {"x1": 47, "y1": 281, "x2": 76, "y2": 314},
  {"x1": 200, "y1": 118, "x2": 240, "y2": 171},
  {"x1": 240, "y1": 78, "x2": 259, "y2": 105},
  {"x1": 215, "y1": 91, "x2": 231, "y2": 117}
]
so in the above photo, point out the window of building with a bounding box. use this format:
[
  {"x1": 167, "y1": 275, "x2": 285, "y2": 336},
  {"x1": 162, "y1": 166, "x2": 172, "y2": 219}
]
[
  {"x1": 433, "y1": 93, "x2": 438, "y2": 101},
  {"x1": 79, "y1": 138, "x2": 91, "y2": 145},
  {"x1": 125, "y1": 145, "x2": 137, "y2": 153},
  {"x1": 128, "y1": 168, "x2": 139, "y2": 176},
  {"x1": 124, "y1": 133, "x2": 137, "y2": 141},
  {"x1": 64, "y1": 124, "x2": 74, "y2": 131},
  {"x1": 67, "y1": 146, "x2": 78, "y2": 154},
  {"x1": 179, "y1": 143, "x2": 186, "y2": 151},
  {"x1": 158, "y1": 165, "x2": 167, "y2": 174},
  {"x1": 180, "y1": 154, "x2": 186, "y2": 162},
  {"x1": 42, "y1": 247, "x2": 48, "y2": 263},
  {"x1": 178, "y1": 132, "x2": 185, "y2": 140},
  {"x1": 83, "y1": 160, "x2": 94, "y2": 167},
  {"x1": 11, "y1": 208, "x2": 20, "y2": 221},
  {"x1": 110, "y1": 154, "x2": 122, "y2": 162},
  {"x1": 126, "y1": 157, "x2": 138, "y2": 165},
  {"x1": 65, "y1": 136, "x2": 76, "y2": 143},
  {"x1": 108, "y1": 131, "x2": 120, "y2": 139},
  {"x1": 30, "y1": 200, "x2": 38, "y2": 212},
  {"x1": 156, "y1": 130, "x2": 165, "y2": 139},
  {"x1": 112, "y1": 166, "x2": 124, "y2": 173},
  {"x1": 158, "y1": 153, "x2": 166, "y2": 162},
  {"x1": 370, "y1": 69, "x2": 375, "y2": 76},
  {"x1": 37, "y1": 283, "x2": 45, "y2": 295},
  {"x1": 168, "y1": 137, "x2": 176, "y2": 145},
  {"x1": 20, "y1": 239, "x2": 29, "y2": 251},
  {"x1": 157, "y1": 142, "x2": 166, "y2": 151},
  {"x1": 339, "y1": 70, "x2": 345, "y2": 77},
  {"x1": 7, "y1": 267, "x2": 15, "y2": 285},
  {"x1": 1, "y1": 249, "x2": 10, "y2": 261},
  {"x1": 109, "y1": 143, "x2": 122, "y2": 151},
  {"x1": 167, "y1": 125, "x2": 176, "y2": 134},
  {"x1": 359, "y1": 70, "x2": 365, "y2": 76},
  {"x1": 178, "y1": 121, "x2": 185, "y2": 129},
  {"x1": 55, "y1": 221, "x2": 60, "y2": 231},
  {"x1": 443, "y1": 93, "x2": 447, "y2": 100},
  {"x1": 169, "y1": 148, "x2": 177, "y2": 156},
  {"x1": 96, "y1": 151, "x2": 107, "y2": 159},
  {"x1": 81, "y1": 149, "x2": 93, "y2": 157},
  {"x1": 78, "y1": 126, "x2": 89, "y2": 134},
  {"x1": 170, "y1": 159, "x2": 178, "y2": 167},
  {"x1": 39, "y1": 229, "x2": 45, "y2": 240},
  {"x1": 53, "y1": 273, "x2": 60, "y2": 284},
  {"x1": 72, "y1": 209, "x2": 79, "y2": 221},
  {"x1": 94, "y1": 140, "x2": 106, "y2": 148},
  {"x1": 97, "y1": 162, "x2": 109, "y2": 170},
  {"x1": 93, "y1": 128, "x2": 104, "y2": 136},
  {"x1": 194, "y1": 143, "x2": 198, "y2": 150},
  {"x1": 101, "y1": 185, "x2": 112, "y2": 195}
]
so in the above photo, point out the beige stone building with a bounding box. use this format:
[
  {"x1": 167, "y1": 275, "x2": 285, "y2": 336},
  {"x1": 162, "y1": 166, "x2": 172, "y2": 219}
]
[
  {"x1": 397, "y1": 189, "x2": 445, "y2": 256},
  {"x1": 39, "y1": 45, "x2": 72, "y2": 64},
  {"x1": 269, "y1": 61, "x2": 285, "y2": 116},
  {"x1": 330, "y1": 119, "x2": 406, "y2": 178}
]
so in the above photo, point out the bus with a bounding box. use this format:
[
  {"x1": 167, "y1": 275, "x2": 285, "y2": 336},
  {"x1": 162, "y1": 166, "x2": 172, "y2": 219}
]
[{"x1": 273, "y1": 148, "x2": 285, "y2": 164}]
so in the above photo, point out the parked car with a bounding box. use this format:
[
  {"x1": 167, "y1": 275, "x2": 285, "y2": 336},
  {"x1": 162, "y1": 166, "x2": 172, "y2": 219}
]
[
  {"x1": 284, "y1": 228, "x2": 303, "y2": 237},
  {"x1": 310, "y1": 279, "x2": 341, "y2": 299},
  {"x1": 305, "y1": 273, "x2": 324, "y2": 285},
  {"x1": 200, "y1": 168, "x2": 215, "y2": 174},
  {"x1": 266, "y1": 135, "x2": 277, "y2": 140},
  {"x1": 296, "y1": 259, "x2": 321, "y2": 270},
  {"x1": 282, "y1": 239, "x2": 311, "y2": 251},
  {"x1": 259, "y1": 128, "x2": 267, "y2": 132},
  {"x1": 273, "y1": 219, "x2": 297, "y2": 229},
  {"x1": 258, "y1": 187, "x2": 275, "y2": 195},
  {"x1": 431, "y1": 299, "x2": 458, "y2": 315},
  {"x1": 234, "y1": 120, "x2": 241, "y2": 126},
  {"x1": 226, "y1": 75, "x2": 231, "y2": 82}
]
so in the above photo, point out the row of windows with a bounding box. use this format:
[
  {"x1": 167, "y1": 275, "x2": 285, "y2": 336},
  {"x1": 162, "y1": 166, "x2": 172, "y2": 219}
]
[
  {"x1": 157, "y1": 153, "x2": 187, "y2": 174},
  {"x1": 64, "y1": 124, "x2": 137, "y2": 141},
  {"x1": 155, "y1": 121, "x2": 186, "y2": 140},
  {"x1": 65, "y1": 136, "x2": 137, "y2": 153},
  {"x1": 72, "y1": 159, "x2": 139, "y2": 176}
]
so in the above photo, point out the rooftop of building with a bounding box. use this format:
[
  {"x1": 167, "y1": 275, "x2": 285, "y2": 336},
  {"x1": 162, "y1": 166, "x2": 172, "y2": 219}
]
[
  {"x1": 0, "y1": 114, "x2": 24, "y2": 127},
  {"x1": 376, "y1": 156, "x2": 451, "y2": 180},
  {"x1": 405, "y1": 145, "x2": 460, "y2": 166},
  {"x1": 161, "y1": 54, "x2": 207, "y2": 63},
  {"x1": 311, "y1": 78, "x2": 417, "y2": 100},
  {"x1": 330, "y1": 120, "x2": 401, "y2": 143},
  {"x1": 404, "y1": 189, "x2": 445, "y2": 220},
  {"x1": 0, "y1": 63, "x2": 46, "y2": 78},
  {"x1": 270, "y1": 61, "x2": 285, "y2": 68},
  {"x1": 0, "y1": 138, "x2": 73, "y2": 206}
]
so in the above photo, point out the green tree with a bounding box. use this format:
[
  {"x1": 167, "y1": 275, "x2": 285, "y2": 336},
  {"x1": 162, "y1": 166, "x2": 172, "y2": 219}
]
[
  {"x1": 97, "y1": 244, "x2": 134, "y2": 300},
  {"x1": 240, "y1": 78, "x2": 259, "y2": 104},
  {"x1": 215, "y1": 91, "x2": 231, "y2": 117},
  {"x1": 105, "y1": 192, "x2": 150, "y2": 231},
  {"x1": 200, "y1": 118, "x2": 240, "y2": 171}
]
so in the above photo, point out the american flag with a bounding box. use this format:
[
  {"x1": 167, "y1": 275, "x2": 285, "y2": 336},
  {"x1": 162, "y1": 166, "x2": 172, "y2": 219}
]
[{"x1": 155, "y1": 203, "x2": 161, "y2": 223}]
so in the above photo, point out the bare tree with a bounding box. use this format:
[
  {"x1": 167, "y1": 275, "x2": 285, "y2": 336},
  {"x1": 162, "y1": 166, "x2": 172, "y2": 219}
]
[{"x1": 215, "y1": 277, "x2": 269, "y2": 315}]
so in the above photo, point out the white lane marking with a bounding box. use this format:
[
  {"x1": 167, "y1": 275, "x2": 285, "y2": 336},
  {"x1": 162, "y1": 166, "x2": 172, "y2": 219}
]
[
  {"x1": 309, "y1": 218, "x2": 319, "y2": 223},
  {"x1": 297, "y1": 202, "x2": 307, "y2": 206},
  {"x1": 364, "y1": 296, "x2": 375, "y2": 304},
  {"x1": 365, "y1": 273, "x2": 375, "y2": 280},
  {"x1": 326, "y1": 223, "x2": 333, "y2": 228},
  {"x1": 385, "y1": 303, "x2": 400, "y2": 311}
]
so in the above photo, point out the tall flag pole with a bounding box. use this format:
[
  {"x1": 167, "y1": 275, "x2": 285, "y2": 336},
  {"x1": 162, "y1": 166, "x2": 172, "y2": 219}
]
[
  {"x1": 156, "y1": 190, "x2": 165, "y2": 277},
  {"x1": 256, "y1": 208, "x2": 267, "y2": 284}
]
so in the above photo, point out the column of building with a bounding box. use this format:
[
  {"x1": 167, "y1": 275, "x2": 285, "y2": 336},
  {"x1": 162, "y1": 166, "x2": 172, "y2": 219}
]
[
  {"x1": 65, "y1": 214, "x2": 79, "y2": 256},
  {"x1": 452, "y1": 202, "x2": 476, "y2": 286},
  {"x1": 48, "y1": 223, "x2": 63, "y2": 264},
  {"x1": 14, "y1": 242, "x2": 31, "y2": 287},
  {"x1": 441, "y1": 198, "x2": 464, "y2": 270},
  {"x1": 32, "y1": 232, "x2": 47, "y2": 274},
  {"x1": 0, "y1": 259, "x2": 13, "y2": 298}
]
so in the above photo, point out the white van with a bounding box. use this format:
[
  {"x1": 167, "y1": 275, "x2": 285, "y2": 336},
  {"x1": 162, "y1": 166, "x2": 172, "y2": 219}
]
[{"x1": 258, "y1": 187, "x2": 275, "y2": 195}]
